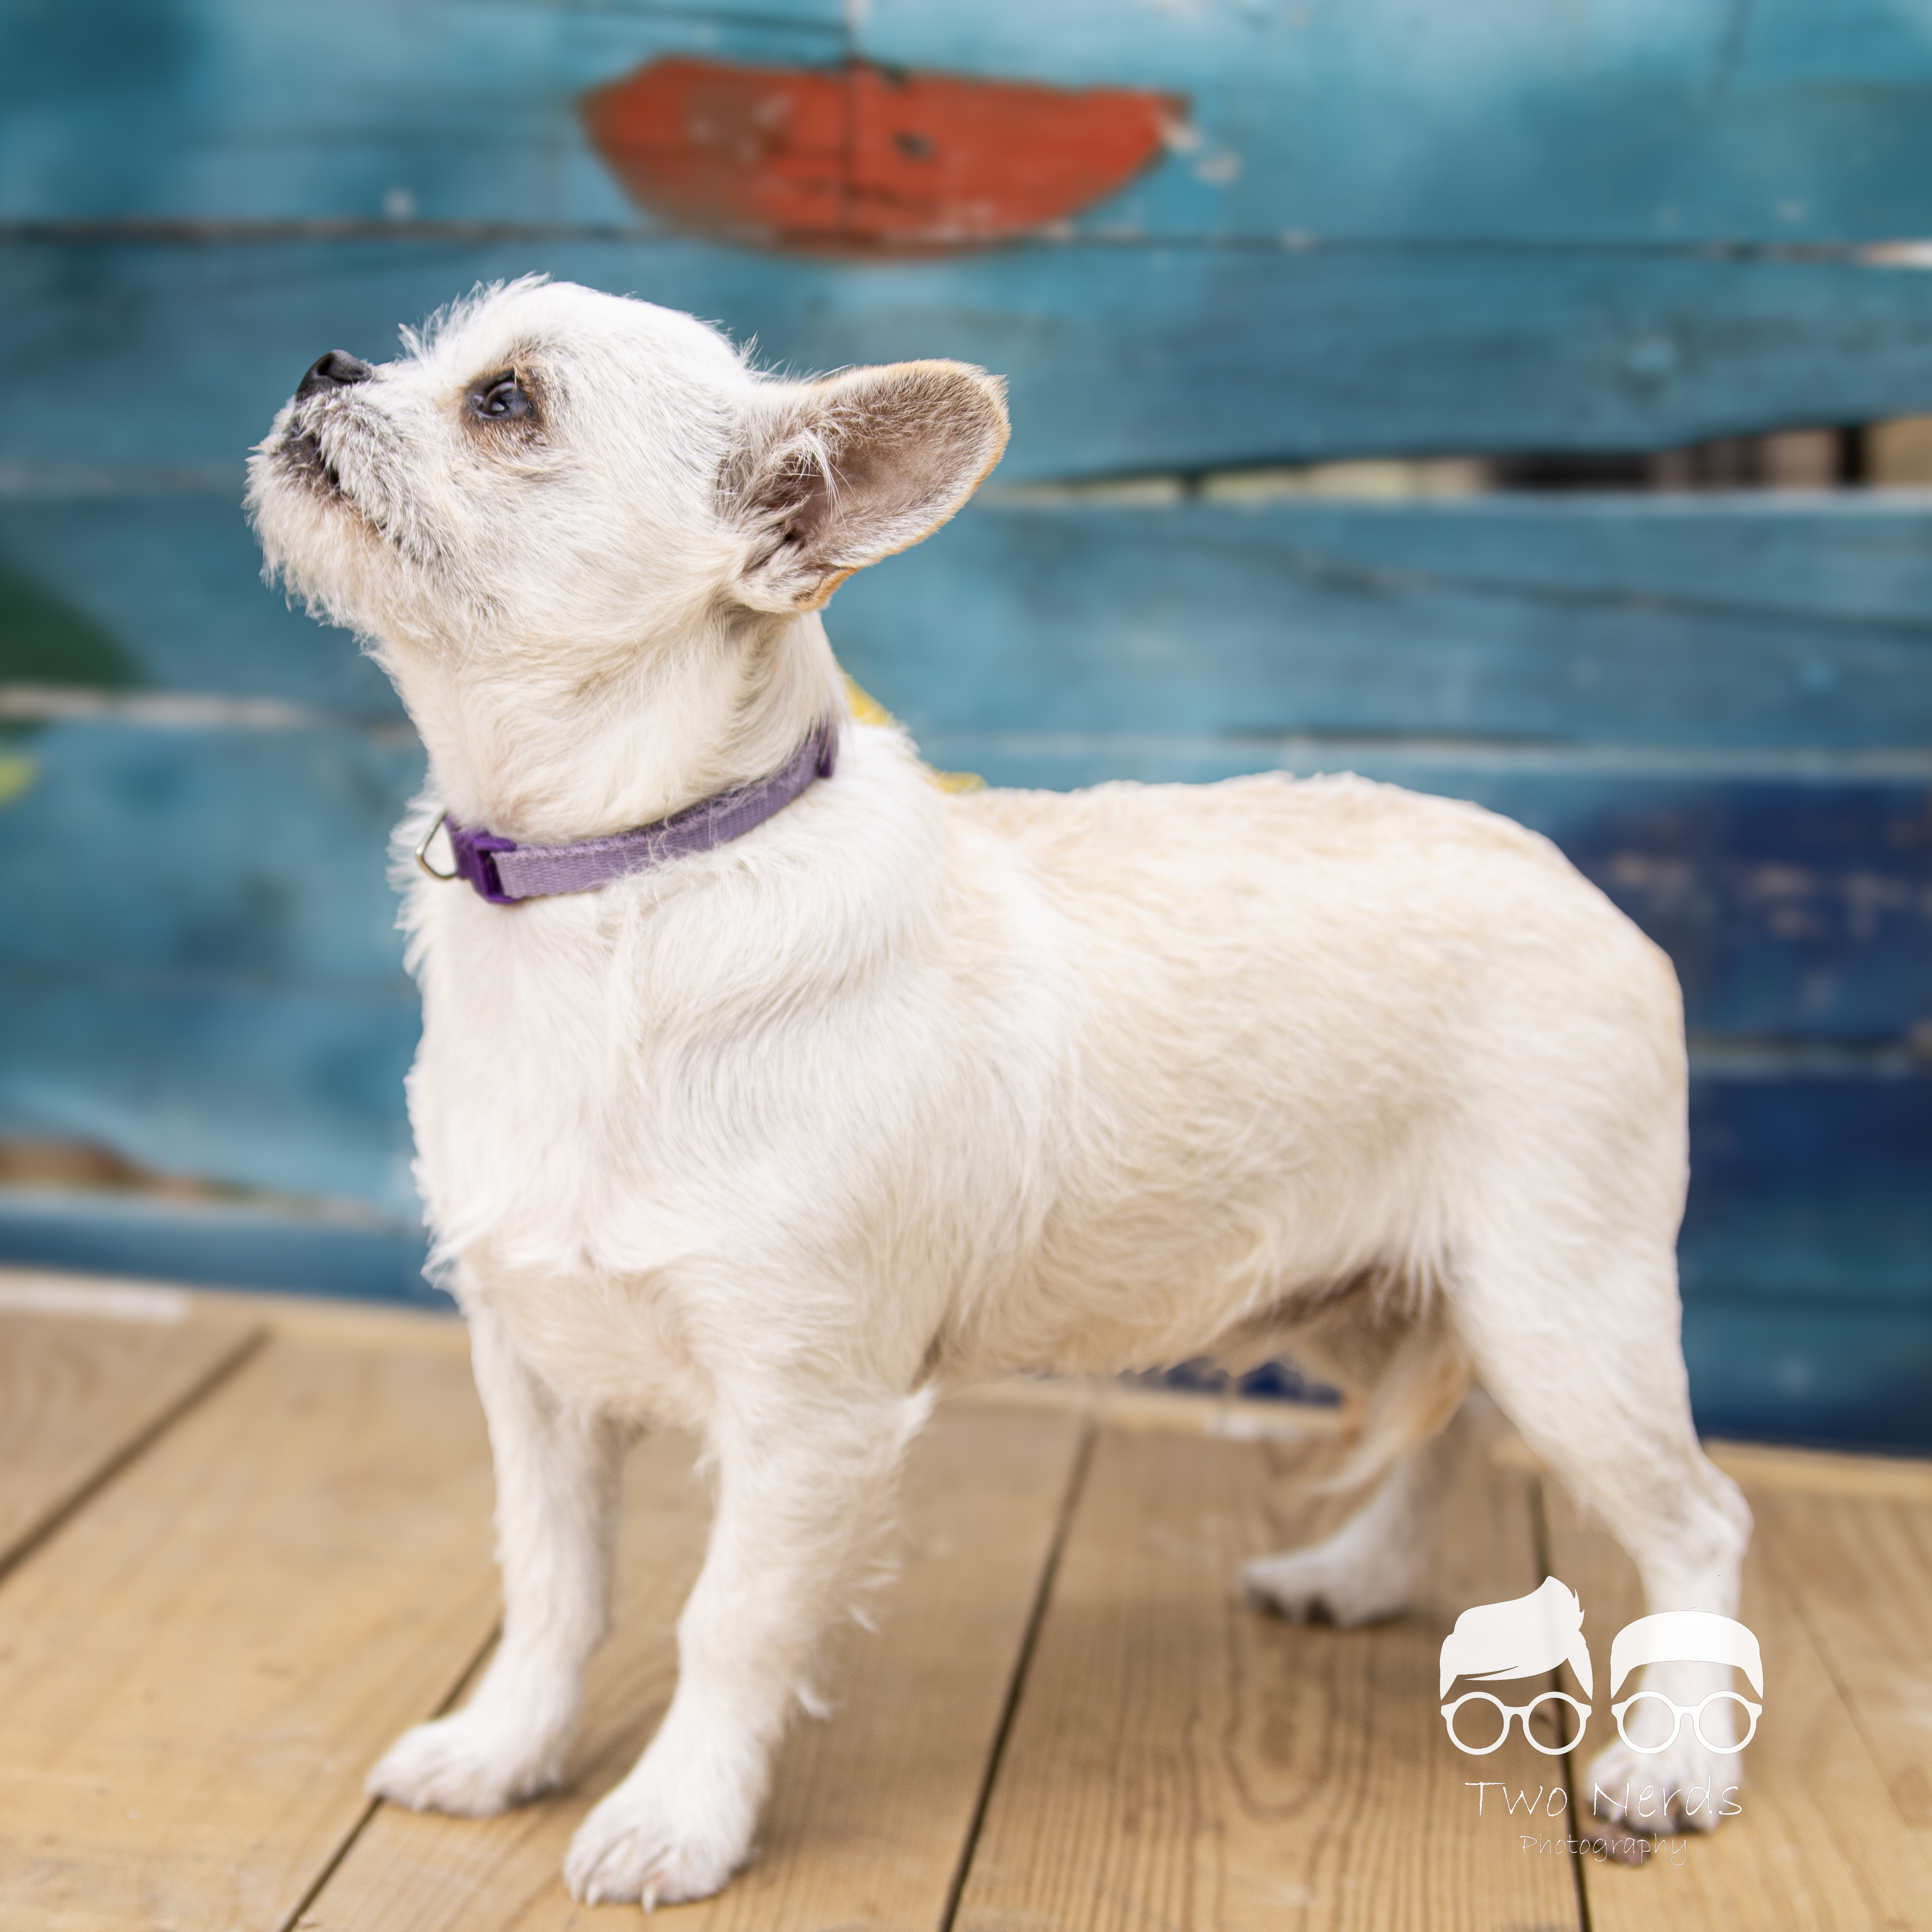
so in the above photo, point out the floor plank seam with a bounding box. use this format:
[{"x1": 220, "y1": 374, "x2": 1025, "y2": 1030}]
[
  {"x1": 0, "y1": 1323, "x2": 268, "y2": 1590},
  {"x1": 938, "y1": 1415, "x2": 1099, "y2": 1932},
  {"x1": 278, "y1": 1795, "x2": 382, "y2": 1932},
  {"x1": 285, "y1": 1618, "x2": 504, "y2": 1932}
]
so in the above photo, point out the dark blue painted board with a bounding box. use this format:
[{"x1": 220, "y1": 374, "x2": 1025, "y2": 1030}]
[
  {"x1": 1559, "y1": 786, "x2": 1932, "y2": 1050},
  {"x1": 1682, "y1": 1073, "x2": 1932, "y2": 1308},
  {"x1": 10, "y1": 0, "x2": 1932, "y2": 246},
  {"x1": 0, "y1": 977, "x2": 420, "y2": 1211},
  {"x1": 834, "y1": 497, "x2": 1932, "y2": 748},
  {"x1": 10, "y1": 241, "x2": 1932, "y2": 483},
  {"x1": 1682, "y1": 1299, "x2": 1932, "y2": 1452}
]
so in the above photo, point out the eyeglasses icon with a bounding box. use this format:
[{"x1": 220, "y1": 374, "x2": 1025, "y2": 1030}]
[
  {"x1": 1609, "y1": 1690, "x2": 1762, "y2": 1755},
  {"x1": 1439, "y1": 1690, "x2": 1591, "y2": 1756},
  {"x1": 1436, "y1": 1590, "x2": 1765, "y2": 1760}
]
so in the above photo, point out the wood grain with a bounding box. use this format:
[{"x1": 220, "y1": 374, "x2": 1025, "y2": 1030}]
[
  {"x1": 1544, "y1": 1472, "x2": 1932, "y2": 1931},
  {"x1": 304, "y1": 1397, "x2": 1089, "y2": 1932},
  {"x1": 1745, "y1": 1485, "x2": 1932, "y2": 1846},
  {"x1": 12, "y1": 238, "x2": 1932, "y2": 483},
  {"x1": 0, "y1": 1303, "x2": 260, "y2": 1573},
  {"x1": 838, "y1": 496, "x2": 1932, "y2": 753},
  {"x1": 0, "y1": 1331, "x2": 501, "y2": 1932},
  {"x1": 1709, "y1": 1440, "x2": 1932, "y2": 1503},
  {"x1": 952, "y1": 1422, "x2": 1580, "y2": 1932},
  {"x1": 11, "y1": 0, "x2": 1932, "y2": 247}
]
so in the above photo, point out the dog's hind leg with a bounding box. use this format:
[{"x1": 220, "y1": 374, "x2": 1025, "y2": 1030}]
[
  {"x1": 564, "y1": 1376, "x2": 933, "y2": 1908},
  {"x1": 1243, "y1": 1427, "x2": 1457, "y2": 1626},
  {"x1": 1242, "y1": 1295, "x2": 1472, "y2": 1625},
  {"x1": 367, "y1": 1299, "x2": 625, "y2": 1816},
  {"x1": 1449, "y1": 1227, "x2": 1752, "y2": 1838}
]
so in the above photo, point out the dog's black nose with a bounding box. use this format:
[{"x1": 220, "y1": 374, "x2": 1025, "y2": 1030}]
[{"x1": 296, "y1": 351, "x2": 373, "y2": 401}]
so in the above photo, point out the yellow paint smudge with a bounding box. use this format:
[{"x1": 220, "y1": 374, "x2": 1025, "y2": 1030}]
[
  {"x1": 0, "y1": 754, "x2": 35, "y2": 809},
  {"x1": 841, "y1": 671, "x2": 985, "y2": 796}
]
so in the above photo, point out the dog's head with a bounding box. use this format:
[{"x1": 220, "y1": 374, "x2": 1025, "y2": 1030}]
[{"x1": 246, "y1": 277, "x2": 1009, "y2": 664}]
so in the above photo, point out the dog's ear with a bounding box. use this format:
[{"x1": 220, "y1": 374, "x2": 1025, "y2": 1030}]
[{"x1": 723, "y1": 360, "x2": 1009, "y2": 613}]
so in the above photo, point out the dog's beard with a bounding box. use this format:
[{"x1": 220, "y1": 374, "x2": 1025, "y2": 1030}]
[
  {"x1": 278, "y1": 423, "x2": 342, "y2": 497},
  {"x1": 263, "y1": 404, "x2": 452, "y2": 581}
]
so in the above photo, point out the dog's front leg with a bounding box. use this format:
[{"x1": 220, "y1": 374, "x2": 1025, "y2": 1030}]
[
  {"x1": 368, "y1": 1301, "x2": 625, "y2": 1816},
  {"x1": 565, "y1": 1381, "x2": 930, "y2": 1908}
]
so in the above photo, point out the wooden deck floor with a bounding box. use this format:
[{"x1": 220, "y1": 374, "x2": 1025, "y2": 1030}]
[{"x1": 1, "y1": 1268, "x2": 1928, "y2": 1932}]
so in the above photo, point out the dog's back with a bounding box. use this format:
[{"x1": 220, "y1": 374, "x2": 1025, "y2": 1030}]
[{"x1": 946, "y1": 760, "x2": 1684, "y2": 1383}]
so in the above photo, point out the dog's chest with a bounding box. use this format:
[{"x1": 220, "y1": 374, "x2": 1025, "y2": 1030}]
[
  {"x1": 475, "y1": 1258, "x2": 716, "y2": 1427},
  {"x1": 408, "y1": 888, "x2": 715, "y2": 1260}
]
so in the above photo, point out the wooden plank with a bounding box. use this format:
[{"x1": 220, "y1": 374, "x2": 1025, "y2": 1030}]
[
  {"x1": 0, "y1": 1299, "x2": 259, "y2": 1572},
  {"x1": 5, "y1": 755, "x2": 1929, "y2": 1373},
  {"x1": 913, "y1": 756, "x2": 1931, "y2": 1048},
  {"x1": 0, "y1": 719, "x2": 421, "y2": 988},
  {"x1": 9, "y1": 240, "x2": 1932, "y2": 482},
  {"x1": 952, "y1": 1421, "x2": 1579, "y2": 1932},
  {"x1": 1684, "y1": 1301, "x2": 1932, "y2": 1457},
  {"x1": 864, "y1": 0, "x2": 1932, "y2": 246},
  {"x1": 1678, "y1": 1075, "x2": 1932, "y2": 1297},
  {"x1": 0, "y1": 1195, "x2": 436, "y2": 1304},
  {"x1": 0, "y1": 980, "x2": 420, "y2": 1213},
  {"x1": 838, "y1": 497, "x2": 1932, "y2": 750},
  {"x1": 1707, "y1": 1440, "x2": 1932, "y2": 1502},
  {"x1": 13, "y1": 492, "x2": 1932, "y2": 734},
  {"x1": 0, "y1": 1330, "x2": 501, "y2": 1932},
  {"x1": 10, "y1": 0, "x2": 1932, "y2": 245},
  {"x1": 0, "y1": 1262, "x2": 467, "y2": 1355},
  {"x1": 4, "y1": 701, "x2": 1930, "y2": 1060},
  {"x1": 1543, "y1": 1476, "x2": 1932, "y2": 1931},
  {"x1": 912, "y1": 745, "x2": 1932, "y2": 1050},
  {"x1": 0, "y1": 6, "x2": 838, "y2": 229},
  {"x1": 0, "y1": 497, "x2": 401, "y2": 714},
  {"x1": 303, "y1": 1397, "x2": 1089, "y2": 1932},
  {"x1": 1747, "y1": 1486, "x2": 1932, "y2": 1842}
]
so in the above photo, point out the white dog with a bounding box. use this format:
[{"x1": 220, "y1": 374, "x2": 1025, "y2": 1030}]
[{"x1": 248, "y1": 277, "x2": 1751, "y2": 1906}]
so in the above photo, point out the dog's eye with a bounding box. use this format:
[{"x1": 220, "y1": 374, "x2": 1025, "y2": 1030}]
[{"x1": 470, "y1": 374, "x2": 535, "y2": 422}]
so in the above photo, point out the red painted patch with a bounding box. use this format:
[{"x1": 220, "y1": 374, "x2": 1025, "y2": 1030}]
[{"x1": 581, "y1": 57, "x2": 1182, "y2": 254}]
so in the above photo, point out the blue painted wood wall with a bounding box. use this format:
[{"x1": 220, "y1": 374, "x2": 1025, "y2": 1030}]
[{"x1": 2, "y1": 0, "x2": 1928, "y2": 1447}]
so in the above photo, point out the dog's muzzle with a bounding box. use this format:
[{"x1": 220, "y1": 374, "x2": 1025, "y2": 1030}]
[{"x1": 280, "y1": 351, "x2": 374, "y2": 493}]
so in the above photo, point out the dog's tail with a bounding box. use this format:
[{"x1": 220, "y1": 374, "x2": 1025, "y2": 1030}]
[{"x1": 1314, "y1": 1300, "x2": 1471, "y2": 1496}]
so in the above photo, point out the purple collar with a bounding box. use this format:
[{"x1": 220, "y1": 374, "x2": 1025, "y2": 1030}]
[{"x1": 418, "y1": 719, "x2": 838, "y2": 904}]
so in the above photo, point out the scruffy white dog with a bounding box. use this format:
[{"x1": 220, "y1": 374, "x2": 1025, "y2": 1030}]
[{"x1": 249, "y1": 278, "x2": 1751, "y2": 1906}]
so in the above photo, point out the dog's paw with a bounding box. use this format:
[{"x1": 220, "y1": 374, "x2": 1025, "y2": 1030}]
[
  {"x1": 564, "y1": 1742, "x2": 759, "y2": 1908},
  {"x1": 1242, "y1": 1542, "x2": 1414, "y2": 1627},
  {"x1": 366, "y1": 1708, "x2": 563, "y2": 1818},
  {"x1": 1584, "y1": 1733, "x2": 1742, "y2": 1839}
]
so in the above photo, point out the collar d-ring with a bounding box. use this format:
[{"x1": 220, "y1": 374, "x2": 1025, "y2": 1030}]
[{"x1": 414, "y1": 810, "x2": 459, "y2": 881}]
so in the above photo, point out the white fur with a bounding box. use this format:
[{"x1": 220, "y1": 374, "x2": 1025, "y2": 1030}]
[{"x1": 248, "y1": 279, "x2": 1751, "y2": 1904}]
